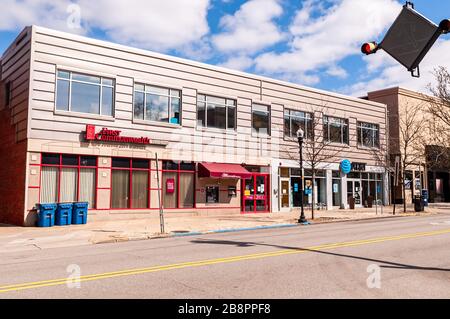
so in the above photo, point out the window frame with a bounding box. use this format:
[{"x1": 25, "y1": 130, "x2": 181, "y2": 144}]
[
  {"x1": 55, "y1": 70, "x2": 115, "y2": 117},
  {"x1": 162, "y1": 161, "x2": 196, "y2": 209},
  {"x1": 284, "y1": 108, "x2": 313, "y2": 140},
  {"x1": 205, "y1": 185, "x2": 220, "y2": 204},
  {"x1": 323, "y1": 115, "x2": 349, "y2": 145},
  {"x1": 39, "y1": 153, "x2": 98, "y2": 208},
  {"x1": 133, "y1": 83, "x2": 182, "y2": 125},
  {"x1": 196, "y1": 94, "x2": 236, "y2": 131},
  {"x1": 4, "y1": 81, "x2": 12, "y2": 107},
  {"x1": 252, "y1": 103, "x2": 271, "y2": 136},
  {"x1": 111, "y1": 158, "x2": 152, "y2": 209},
  {"x1": 357, "y1": 121, "x2": 380, "y2": 148}
]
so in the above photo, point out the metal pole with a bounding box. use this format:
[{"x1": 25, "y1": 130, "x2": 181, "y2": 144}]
[
  {"x1": 155, "y1": 153, "x2": 165, "y2": 234},
  {"x1": 298, "y1": 135, "x2": 307, "y2": 223},
  {"x1": 375, "y1": 181, "x2": 378, "y2": 215}
]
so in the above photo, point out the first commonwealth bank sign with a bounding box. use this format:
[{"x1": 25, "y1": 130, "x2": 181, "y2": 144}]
[{"x1": 85, "y1": 125, "x2": 151, "y2": 145}]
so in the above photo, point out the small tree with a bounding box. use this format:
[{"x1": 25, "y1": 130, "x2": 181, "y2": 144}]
[
  {"x1": 426, "y1": 66, "x2": 450, "y2": 168},
  {"x1": 398, "y1": 101, "x2": 427, "y2": 212},
  {"x1": 285, "y1": 102, "x2": 348, "y2": 219},
  {"x1": 428, "y1": 67, "x2": 450, "y2": 130}
]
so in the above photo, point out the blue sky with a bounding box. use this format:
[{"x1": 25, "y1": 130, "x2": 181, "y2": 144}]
[{"x1": 1, "y1": 0, "x2": 450, "y2": 96}]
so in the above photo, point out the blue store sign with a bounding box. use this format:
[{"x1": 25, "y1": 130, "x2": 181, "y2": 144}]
[{"x1": 340, "y1": 159, "x2": 351, "y2": 174}]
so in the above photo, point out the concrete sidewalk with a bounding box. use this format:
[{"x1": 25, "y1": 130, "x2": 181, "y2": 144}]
[{"x1": 0, "y1": 206, "x2": 441, "y2": 253}]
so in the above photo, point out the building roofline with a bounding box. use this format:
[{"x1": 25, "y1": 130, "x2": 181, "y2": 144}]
[
  {"x1": 26, "y1": 25, "x2": 385, "y2": 109},
  {"x1": 1, "y1": 26, "x2": 32, "y2": 60},
  {"x1": 367, "y1": 86, "x2": 435, "y2": 101}
]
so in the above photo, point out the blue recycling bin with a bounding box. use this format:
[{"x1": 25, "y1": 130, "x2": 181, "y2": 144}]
[
  {"x1": 72, "y1": 202, "x2": 89, "y2": 225},
  {"x1": 37, "y1": 203, "x2": 57, "y2": 227},
  {"x1": 55, "y1": 203, "x2": 73, "y2": 226}
]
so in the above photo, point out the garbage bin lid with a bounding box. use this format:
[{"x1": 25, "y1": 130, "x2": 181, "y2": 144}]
[{"x1": 39, "y1": 203, "x2": 57, "y2": 209}]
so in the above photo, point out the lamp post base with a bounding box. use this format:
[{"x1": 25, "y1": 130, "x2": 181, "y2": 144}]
[{"x1": 298, "y1": 215, "x2": 308, "y2": 224}]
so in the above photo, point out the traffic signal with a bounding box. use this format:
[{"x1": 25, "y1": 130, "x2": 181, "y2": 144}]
[
  {"x1": 361, "y1": 42, "x2": 378, "y2": 55},
  {"x1": 439, "y1": 19, "x2": 450, "y2": 34}
]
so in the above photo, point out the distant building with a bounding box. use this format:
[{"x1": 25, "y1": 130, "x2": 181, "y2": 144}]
[{"x1": 366, "y1": 87, "x2": 450, "y2": 204}]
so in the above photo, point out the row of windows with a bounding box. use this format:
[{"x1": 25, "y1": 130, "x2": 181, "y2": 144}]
[
  {"x1": 54, "y1": 70, "x2": 380, "y2": 148},
  {"x1": 39, "y1": 154, "x2": 197, "y2": 210}
]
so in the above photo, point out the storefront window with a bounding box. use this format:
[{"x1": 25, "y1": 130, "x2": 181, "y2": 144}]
[
  {"x1": 162, "y1": 161, "x2": 195, "y2": 209},
  {"x1": 56, "y1": 70, "x2": 114, "y2": 116},
  {"x1": 111, "y1": 158, "x2": 149, "y2": 209},
  {"x1": 206, "y1": 186, "x2": 219, "y2": 203},
  {"x1": 40, "y1": 154, "x2": 97, "y2": 208},
  {"x1": 134, "y1": 84, "x2": 181, "y2": 124}
]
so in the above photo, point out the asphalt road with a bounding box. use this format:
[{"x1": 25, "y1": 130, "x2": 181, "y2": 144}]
[{"x1": 1, "y1": 213, "x2": 450, "y2": 299}]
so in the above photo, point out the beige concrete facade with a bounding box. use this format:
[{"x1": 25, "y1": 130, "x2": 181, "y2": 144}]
[
  {"x1": 1, "y1": 26, "x2": 388, "y2": 226},
  {"x1": 367, "y1": 87, "x2": 450, "y2": 204}
]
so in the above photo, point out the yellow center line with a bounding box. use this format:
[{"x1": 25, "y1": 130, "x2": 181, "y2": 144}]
[{"x1": 1, "y1": 228, "x2": 449, "y2": 294}]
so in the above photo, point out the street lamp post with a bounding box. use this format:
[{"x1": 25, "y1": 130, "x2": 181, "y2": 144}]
[{"x1": 297, "y1": 128, "x2": 307, "y2": 224}]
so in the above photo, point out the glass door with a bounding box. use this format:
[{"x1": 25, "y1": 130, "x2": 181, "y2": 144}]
[
  {"x1": 243, "y1": 176, "x2": 255, "y2": 212},
  {"x1": 347, "y1": 180, "x2": 362, "y2": 206},
  {"x1": 291, "y1": 177, "x2": 302, "y2": 207},
  {"x1": 242, "y1": 173, "x2": 269, "y2": 213},
  {"x1": 354, "y1": 180, "x2": 362, "y2": 205}
]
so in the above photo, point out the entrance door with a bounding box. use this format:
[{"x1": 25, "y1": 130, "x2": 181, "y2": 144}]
[
  {"x1": 347, "y1": 180, "x2": 362, "y2": 206},
  {"x1": 291, "y1": 177, "x2": 302, "y2": 207},
  {"x1": 280, "y1": 179, "x2": 290, "y2": 209},
  {"x1": 242, "y1": 174, "x2": 270, "y2": 213}
]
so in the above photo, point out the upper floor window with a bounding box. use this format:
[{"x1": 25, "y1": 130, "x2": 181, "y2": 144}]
[
  {"x1": 197, "y1": 94, "x2": 236, "y2": 130},
  {"x1": 357, "y1": 122, "x2": 380, "y2": 148},
  {"x1": 134, "y1": 84, "x2": 181, "y2": 124},
  {"x1": 4, "y1": 81, "x2": 11, "y2": 107},
  {"x1": 284, "y1": 109, "x2": 313, "y2": 139},
  {"x1": 323, "y1": 116, "x2": 349, "y2": 144},
  {"x1": 56, "y1": 71, "x2": 115, "y2": 116},
  {"x1": 252, "y1": 104, "x2": 271, "y2": 135}
]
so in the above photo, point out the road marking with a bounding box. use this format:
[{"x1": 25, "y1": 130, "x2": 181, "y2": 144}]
[
  {"x1": 430, "y1": 221, "x2": 450, "y2": 225},
  {"x1": 1, "y1": 228, "x2": 450, "y2": 294}
]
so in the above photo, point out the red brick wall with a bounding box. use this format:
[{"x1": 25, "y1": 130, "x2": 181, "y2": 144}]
[{"x1": 0, "y1": 83, "x2": 27, "y2": 226}]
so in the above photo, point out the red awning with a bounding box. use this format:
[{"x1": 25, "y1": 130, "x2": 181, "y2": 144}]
[{"x1": 198, "y1": 162, "x2": 252, "y2": 179}]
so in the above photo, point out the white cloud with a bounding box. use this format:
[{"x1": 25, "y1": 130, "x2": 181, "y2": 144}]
[
  {"x1": 254, "y1": 0, "x2": 402, "y2": 81},
  {"x1": 0, "y1": 0, "x2": 81, "y2": 33},
  {"x1": 326, "y1": 65, "x2": 348, "y2": 78},
  {"x1": 220, "y1": 55, "x2": 254, "y2": 71},
  {"x1": 340, "y1": 38, "x2": 450, "y2": 97},
  {"x1": 0, "y1": 0, "x2": 211, "y2": 51},
  {"x1": 212, "y1": 0, "x2": 285, "y2": 54}
]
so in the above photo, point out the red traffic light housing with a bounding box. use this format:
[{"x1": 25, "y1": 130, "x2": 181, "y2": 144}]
[
  {"x1": 361, "y1": 42, "x2": 379, "y2": 55},
  {"x1": 439, "y1": 19, "x2": 450, "y2": 34}
]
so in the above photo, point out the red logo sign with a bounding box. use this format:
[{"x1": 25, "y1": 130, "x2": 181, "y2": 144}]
[
  {"x1": 166, "y1": 178, "x2": 175, "y2": 194},
  {"x1": 84, "y1": 125, "x2": 150, "y2": 145},
  {"x1": 86, "y1": 125, "x2": 96, "y2": 140}
]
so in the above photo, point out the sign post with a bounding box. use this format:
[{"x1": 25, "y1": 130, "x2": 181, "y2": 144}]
[{"x1": 155, "y1": 153, "x2": 165, "y2": 234}]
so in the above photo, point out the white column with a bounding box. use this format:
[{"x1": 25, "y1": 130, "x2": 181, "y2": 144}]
[
  {"x1": 383, "y1": 172, "x2": 389, "y2": 206},
  {"x1": 271, "y1": 159, "x2": 280, "y2": 213},
  {"x1": 326, "y1": 169, "x2": 333, "y2": 210},
  {"x1": 341, "y1": 171, "x2": 348, "y2": 209}
]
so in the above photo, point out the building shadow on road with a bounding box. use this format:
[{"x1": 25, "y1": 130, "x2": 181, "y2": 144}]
[{"x1": 190, "y1": 238, "x2": 450, "y2": 272}]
